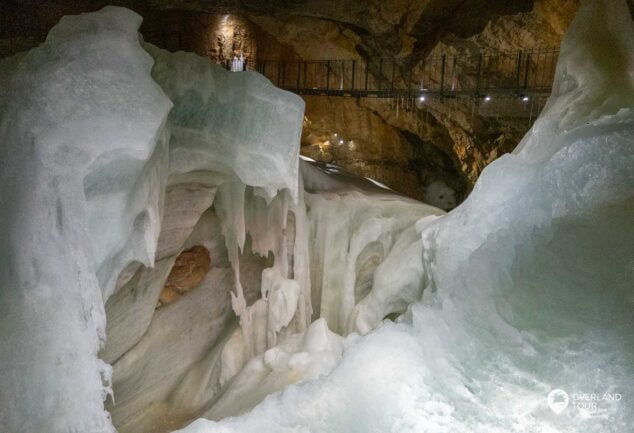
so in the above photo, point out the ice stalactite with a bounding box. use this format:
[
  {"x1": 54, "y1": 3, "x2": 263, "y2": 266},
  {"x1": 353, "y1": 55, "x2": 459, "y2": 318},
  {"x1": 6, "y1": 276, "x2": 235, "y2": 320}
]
[
  {"x1": 201, "y1": 166, "x2": 443, "y2": 420},
  {"x1": 145, "y1": 37, "x2": 445, "y2": 425},
  {"x1": 300, "y1": 161, "x2": 444, "y2": 335}
]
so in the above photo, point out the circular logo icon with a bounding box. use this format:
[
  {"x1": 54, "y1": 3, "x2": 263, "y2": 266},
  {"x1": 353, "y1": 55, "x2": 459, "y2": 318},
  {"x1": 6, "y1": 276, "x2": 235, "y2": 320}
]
[{"x1": 547, "y1": 389, "x2": 569, "y2": 414}]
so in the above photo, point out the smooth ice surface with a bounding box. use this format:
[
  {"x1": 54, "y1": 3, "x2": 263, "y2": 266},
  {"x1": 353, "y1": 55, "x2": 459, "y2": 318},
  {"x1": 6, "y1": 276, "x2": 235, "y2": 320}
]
[{"x1": 178, "y1": 1, "x2": 634, "y2": 432}]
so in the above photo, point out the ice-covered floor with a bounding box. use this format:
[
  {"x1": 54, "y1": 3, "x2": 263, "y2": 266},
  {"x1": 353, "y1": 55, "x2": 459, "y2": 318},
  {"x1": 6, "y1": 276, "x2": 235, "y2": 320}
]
[{"x1": 0, "y1": 1, "x2": 633, "y2": 432}]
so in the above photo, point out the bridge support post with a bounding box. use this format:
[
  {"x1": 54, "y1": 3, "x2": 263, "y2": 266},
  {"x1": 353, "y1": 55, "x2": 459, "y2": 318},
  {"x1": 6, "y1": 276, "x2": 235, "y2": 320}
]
[
  {"x1": 523, "y1": 53, "x2": 531, "y2": 89},
  {"x1": 440, "y1": 55, "x2": 446, "y2": 95},
  {"x1": 516, "y1": 51, "x2": 523, "y2": 90},
  {"x1": 351, "y1": 60, "x2": 356, "y2": 91},
  {"x1": 475, "y1": 54, "x2": 483, "y2": 97},
  {"x1": 364, "y1": 60, "x2": 369, "y2": 94},
  {"x1": 451, "y1": 56, "x2": 458, "y2": 92},
  {"x1": 378, "y1": 59, "x2": 383, "y2": 93},
  {"x1": 408, "y1": 59, "x2": 413, "y2": 98}
]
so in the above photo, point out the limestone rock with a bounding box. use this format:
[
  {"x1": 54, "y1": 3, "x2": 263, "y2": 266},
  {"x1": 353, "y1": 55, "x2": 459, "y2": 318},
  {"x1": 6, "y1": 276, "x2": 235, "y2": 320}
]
[{"x1": 159, "y1": 245, "x2": 211, "y2": 305}]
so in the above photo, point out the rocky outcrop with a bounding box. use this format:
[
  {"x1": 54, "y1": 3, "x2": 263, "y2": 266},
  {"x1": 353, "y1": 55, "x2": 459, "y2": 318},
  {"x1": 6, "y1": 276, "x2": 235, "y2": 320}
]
[
  {"x1": 300, "y1": 96, "x2": 464, "y2": 201},
  {"x1": 158, "y1": 245, "x2": 211, "y2": 306},
  {"x1": 138, "y1": 11, "x2": 301, "y2": 64},
  {"x1": 261, "y1": 0, "x2": 585, "y2": 195}
]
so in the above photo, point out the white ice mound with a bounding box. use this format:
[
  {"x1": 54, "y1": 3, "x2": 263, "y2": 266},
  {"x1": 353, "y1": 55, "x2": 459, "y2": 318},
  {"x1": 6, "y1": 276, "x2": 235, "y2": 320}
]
[
  {"x1": 146, "y1": 44, "x2": 304, "y2": 201},
  {"x1": 0, "y1": 7, "x2": 171, "y2": 433},
  {"x1": 178, "y1": 1, "x2": 634, "y2": 432},
  {"x1": 0, "y1": 6, "x2": 306, "y2": 433}
]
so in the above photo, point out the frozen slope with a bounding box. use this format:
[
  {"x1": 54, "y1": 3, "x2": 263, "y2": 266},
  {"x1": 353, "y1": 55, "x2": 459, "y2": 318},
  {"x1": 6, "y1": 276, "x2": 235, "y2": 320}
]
[{"x1": 178, "y1": 1, "x2": 634, "y2": 432}]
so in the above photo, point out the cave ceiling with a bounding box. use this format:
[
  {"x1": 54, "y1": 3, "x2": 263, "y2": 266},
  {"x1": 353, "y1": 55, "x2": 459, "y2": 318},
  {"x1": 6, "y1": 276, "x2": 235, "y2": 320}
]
[
  {"x1": 0, "y1": 0, "x2": 539, "y2": 61},
  {"x1": 3, "y1": 0, "x2": 634, "y2": 60}
]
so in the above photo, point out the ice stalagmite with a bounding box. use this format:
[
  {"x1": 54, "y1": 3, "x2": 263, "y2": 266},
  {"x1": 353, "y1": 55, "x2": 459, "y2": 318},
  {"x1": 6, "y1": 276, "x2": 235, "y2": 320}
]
[{"x1": 178, "y1": 0, "x2": 634, "y2": 432}]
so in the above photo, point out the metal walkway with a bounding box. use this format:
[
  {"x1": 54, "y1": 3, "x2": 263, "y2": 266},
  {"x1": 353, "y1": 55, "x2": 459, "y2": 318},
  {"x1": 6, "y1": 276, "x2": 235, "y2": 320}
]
[{"x1": 232, "y1": 49, "x2": 559, "y2": 101}]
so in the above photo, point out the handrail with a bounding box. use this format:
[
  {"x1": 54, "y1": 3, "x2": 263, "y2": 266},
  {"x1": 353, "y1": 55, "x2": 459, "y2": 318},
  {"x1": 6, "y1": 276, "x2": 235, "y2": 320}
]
[{"x1": 223, "y1": 48, "x2": 561, "y2": 99}]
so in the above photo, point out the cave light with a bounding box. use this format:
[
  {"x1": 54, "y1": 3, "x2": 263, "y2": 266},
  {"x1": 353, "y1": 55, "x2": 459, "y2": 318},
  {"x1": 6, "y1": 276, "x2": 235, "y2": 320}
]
[{"x1": 319, "y1": 140, "x2": 331, "y2": 150}]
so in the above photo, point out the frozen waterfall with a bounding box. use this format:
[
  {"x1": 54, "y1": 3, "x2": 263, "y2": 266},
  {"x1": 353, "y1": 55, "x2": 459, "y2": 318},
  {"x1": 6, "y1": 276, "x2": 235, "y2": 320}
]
[{"x1": 0, "y1": 1, "x2": 633, "y2": 433}]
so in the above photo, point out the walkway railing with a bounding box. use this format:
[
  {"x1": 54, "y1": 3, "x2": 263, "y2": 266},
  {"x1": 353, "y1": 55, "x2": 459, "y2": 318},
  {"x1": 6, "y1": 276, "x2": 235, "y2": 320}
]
[{"x1": 231, "y1": 49, "x2": 559, "y2": 99}]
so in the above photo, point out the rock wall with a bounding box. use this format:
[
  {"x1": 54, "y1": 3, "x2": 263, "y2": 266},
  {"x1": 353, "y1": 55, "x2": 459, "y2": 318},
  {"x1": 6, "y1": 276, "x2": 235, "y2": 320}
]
[
  {"x1": 138, "y1": 11, "x2": 301, "y2": 64},
  {"x1": 254, "y1": 0, "x2": 579, "y2": 196},
  {"x1": 300, "y1": 96, "x2": 464, "y2": 201}
]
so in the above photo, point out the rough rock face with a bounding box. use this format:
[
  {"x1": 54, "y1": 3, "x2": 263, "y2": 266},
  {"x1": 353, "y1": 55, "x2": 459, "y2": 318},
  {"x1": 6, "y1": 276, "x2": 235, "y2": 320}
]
[
  {"x1": 139, "y1": 11, "x2": 301, "y2": 64},
  {"x1": 300, "y1": 96, "x2": 464, "y2": 201},
  {"x1": 141, "y1": 0, "x2": 537, "y2": 61},
  {"x1": 289, "y1": 0, "x2": 583, "y2": 194},
  {"x1": 159, "y1": 245, "x2": 212, "y2": 306}
]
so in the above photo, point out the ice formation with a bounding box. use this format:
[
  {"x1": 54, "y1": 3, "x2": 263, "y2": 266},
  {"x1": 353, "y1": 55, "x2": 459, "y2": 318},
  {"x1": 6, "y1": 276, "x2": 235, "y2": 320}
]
[
  {"x1": 0, "y1": 6, "x2": 442, "y2": 433},
  {"x1": 0, "y1": 0, "x2": 632, "y2": 432},
  {"x1": 177, "y1": 0, "x2": 634, "y2": 432},
  {"x1": 0, "y1": 8, "x2": 172, "y2": 432},
  {"x1": 422, "y1": 180, "x2": 457, "y2": 211}
]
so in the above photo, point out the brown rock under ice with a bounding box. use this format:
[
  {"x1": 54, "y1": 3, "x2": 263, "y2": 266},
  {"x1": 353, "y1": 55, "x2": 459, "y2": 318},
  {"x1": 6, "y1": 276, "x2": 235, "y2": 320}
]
[{"x1": 159, "y1": 245, "x2": 211, "y2": 305}]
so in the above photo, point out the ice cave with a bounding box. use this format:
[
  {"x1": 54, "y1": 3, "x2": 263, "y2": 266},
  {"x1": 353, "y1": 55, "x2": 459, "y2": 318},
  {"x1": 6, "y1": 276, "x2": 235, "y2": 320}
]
[{"x1": 0, "y1": 0, "x2": 633, "y2": 432}]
